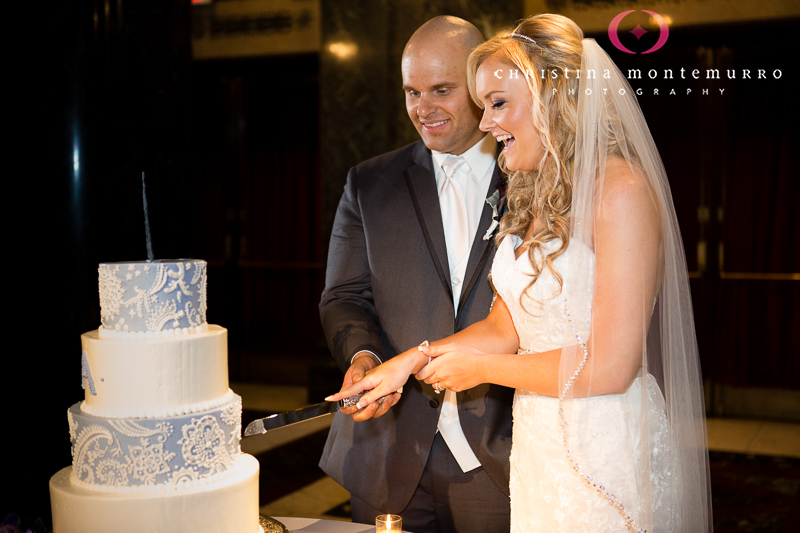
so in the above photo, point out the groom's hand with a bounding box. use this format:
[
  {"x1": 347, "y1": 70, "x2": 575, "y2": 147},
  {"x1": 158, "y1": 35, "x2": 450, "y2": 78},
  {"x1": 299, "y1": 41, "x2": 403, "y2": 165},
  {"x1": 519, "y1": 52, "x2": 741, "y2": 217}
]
[{"x1": 339, "y1": 352, "x2": 398, "y2": 421}]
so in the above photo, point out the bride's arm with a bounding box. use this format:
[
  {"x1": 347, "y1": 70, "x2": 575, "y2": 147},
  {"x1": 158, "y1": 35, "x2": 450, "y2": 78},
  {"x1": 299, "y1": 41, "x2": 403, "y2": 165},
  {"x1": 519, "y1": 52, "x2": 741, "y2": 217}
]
[
  {"x1": 325, "y1": 294, "x2": 520, "y2": 405},
  {"x1": 419, "y1": 162, "x2": 662, "y2": 397},
  {"x1": 330, "y1": 163, "x2": 661, "y2": 402}
]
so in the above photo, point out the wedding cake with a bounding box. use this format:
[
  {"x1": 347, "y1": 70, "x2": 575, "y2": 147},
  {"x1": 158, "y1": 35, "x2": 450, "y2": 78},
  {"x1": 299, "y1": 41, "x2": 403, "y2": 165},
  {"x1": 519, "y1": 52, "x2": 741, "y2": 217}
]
[{"x1": 49, "y1": 260, "x2": 261, "y2": 533}]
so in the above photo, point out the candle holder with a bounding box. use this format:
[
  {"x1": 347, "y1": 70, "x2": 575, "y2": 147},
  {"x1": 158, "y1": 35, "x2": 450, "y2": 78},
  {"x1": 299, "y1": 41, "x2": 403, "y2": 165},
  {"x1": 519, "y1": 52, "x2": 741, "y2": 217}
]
[{"x1": 375, "y1": 514, "x2": 402, "y2": 532}]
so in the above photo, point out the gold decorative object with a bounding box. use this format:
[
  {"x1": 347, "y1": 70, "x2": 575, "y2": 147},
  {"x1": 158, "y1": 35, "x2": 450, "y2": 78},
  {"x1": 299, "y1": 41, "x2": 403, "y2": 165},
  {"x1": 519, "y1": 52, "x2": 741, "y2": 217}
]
[{"x1": 259, "y1": 515, "x2": 289, "y2": 533}]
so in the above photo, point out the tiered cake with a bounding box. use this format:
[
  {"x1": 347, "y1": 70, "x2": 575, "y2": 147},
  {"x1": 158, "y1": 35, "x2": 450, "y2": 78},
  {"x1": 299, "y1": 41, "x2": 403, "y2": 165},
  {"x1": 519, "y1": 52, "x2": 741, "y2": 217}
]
[{"x1": 49, "y1": 260, "x2": 261, "y2": 533}]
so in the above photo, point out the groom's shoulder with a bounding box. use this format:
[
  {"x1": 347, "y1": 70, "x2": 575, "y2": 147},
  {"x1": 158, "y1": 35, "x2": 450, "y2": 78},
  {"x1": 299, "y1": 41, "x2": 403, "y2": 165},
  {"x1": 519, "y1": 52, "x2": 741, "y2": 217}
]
[{"x1": 353, "y1": 140, "x2": 427, "y2": 177}]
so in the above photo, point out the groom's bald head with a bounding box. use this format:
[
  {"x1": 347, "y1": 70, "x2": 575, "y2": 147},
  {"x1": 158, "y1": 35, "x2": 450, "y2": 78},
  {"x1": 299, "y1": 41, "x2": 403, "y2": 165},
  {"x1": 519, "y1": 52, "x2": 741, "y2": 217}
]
[
  {"x1": 402, "y1": 16, "x2": 486, "y2": 155},
  {"x1": 403, "y1": 16, "x2": 485, "y2": 62}
]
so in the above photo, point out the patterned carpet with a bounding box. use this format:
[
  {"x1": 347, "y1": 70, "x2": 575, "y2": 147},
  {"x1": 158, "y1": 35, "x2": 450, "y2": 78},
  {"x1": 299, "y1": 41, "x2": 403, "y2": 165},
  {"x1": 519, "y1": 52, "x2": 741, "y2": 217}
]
[
  {"x1": 255, "y1": 429, "x2": 331, "y2": 505},
  {"x1": 709, "y1": 451, "x2": 800, "y2": 533}
]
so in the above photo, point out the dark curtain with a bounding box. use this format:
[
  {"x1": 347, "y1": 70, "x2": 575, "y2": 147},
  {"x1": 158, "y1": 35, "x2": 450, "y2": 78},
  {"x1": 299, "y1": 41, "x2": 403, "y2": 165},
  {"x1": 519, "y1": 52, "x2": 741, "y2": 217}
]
[
  {"x1": 714, "y1": 40, "x2": 799, "y2": 388},
  {"x1": 190, "y1": 55, "x2": 324, "y2": 381}
]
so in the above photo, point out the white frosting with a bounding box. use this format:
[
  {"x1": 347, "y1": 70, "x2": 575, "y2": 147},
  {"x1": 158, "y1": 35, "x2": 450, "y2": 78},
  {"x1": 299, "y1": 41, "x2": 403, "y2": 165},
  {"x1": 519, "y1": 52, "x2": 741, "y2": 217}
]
[
  {"x1": 50, "y1": 454, "x2": 261, "y2": 533},
  {"x1": 98, "y1": 323, "x2": 208, "y2": 339},
  {"x1": 80, "y1": 389, "x2": 236, "y2": 420},
  {"x1": 80, "y1": 326, "x2": 229, "y2": 419}
]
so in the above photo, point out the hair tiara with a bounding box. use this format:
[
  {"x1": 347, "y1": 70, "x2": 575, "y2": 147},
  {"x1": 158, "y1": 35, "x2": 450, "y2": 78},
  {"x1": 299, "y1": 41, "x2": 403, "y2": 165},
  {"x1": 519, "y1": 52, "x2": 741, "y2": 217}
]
[{"x1": 509, "y1": 32, "x2": 536, "y2": 45}]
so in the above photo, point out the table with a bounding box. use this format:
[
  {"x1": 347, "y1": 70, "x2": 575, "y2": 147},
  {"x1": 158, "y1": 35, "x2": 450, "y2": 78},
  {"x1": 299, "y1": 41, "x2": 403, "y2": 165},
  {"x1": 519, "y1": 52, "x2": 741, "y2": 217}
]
[
  {"x1": 273, "y1": 518, "x2": 371, "y2": 532},
  {"x1": 273, "y1": 517, "x2": 411, "y2": 533}
]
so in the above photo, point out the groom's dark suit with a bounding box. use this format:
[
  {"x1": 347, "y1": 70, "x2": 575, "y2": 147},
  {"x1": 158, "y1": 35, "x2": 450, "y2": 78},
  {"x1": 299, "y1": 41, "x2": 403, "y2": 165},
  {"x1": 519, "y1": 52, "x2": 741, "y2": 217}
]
[{"x1": 319, "y1": 139, "x2": 514, "y2": 516}]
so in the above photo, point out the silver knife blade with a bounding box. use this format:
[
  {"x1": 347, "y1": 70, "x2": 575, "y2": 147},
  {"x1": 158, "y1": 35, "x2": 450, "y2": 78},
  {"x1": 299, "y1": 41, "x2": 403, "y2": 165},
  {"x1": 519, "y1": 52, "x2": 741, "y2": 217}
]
[{"x1": 243, "y1": 393, "x2": 365, "y2": 437}]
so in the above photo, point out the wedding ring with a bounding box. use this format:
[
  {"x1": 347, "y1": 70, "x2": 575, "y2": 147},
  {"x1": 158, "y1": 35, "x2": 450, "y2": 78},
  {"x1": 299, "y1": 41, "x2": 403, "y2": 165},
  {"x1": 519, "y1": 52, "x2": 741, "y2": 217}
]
[{"x1": 433, "y1": 382, "x2": 444, "y2": 394}]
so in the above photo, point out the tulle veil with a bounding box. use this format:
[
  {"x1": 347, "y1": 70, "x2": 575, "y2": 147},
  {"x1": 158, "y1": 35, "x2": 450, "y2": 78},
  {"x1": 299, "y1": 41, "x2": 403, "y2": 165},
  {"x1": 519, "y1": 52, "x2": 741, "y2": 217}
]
[{"x1": 558, "y1": 38, "x2": 712, "y2": 531}]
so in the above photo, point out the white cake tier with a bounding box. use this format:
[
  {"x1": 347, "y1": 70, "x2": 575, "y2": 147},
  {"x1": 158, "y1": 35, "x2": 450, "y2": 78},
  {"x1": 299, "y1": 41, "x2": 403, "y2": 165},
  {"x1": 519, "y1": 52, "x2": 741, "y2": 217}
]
[
  {"x1": 50, "y1": 454, "x2": 261, "y2": 533},
  {"x1": 80, "y1": 325, "x2": 229, "y2": 418},
  {"x1": 98, "y1": 260, "x2": 208, "y2": 336}
]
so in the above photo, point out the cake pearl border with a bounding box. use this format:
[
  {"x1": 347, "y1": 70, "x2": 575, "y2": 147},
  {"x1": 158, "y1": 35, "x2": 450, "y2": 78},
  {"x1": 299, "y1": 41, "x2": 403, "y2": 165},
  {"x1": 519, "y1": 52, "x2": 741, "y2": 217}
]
[
  {"x1": 98, "y1": 323, "x2": 209, "y2": 340},
  {"x1": 80, "y1": 389, "x2": 236, "y2": 419}
]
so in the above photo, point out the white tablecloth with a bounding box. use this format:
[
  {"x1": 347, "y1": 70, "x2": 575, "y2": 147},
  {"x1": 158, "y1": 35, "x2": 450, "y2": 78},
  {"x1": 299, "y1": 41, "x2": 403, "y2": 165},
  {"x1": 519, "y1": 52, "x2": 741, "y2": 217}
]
[{"x1": 274, "y1": 517, "x2": 410, "y2": 533}]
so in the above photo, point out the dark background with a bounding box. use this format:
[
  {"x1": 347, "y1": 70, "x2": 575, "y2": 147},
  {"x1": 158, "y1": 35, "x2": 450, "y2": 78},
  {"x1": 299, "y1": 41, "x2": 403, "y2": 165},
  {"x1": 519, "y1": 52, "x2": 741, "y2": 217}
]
[{"x1": 5, "y1": 0, "x2": 798, "y2": 525}]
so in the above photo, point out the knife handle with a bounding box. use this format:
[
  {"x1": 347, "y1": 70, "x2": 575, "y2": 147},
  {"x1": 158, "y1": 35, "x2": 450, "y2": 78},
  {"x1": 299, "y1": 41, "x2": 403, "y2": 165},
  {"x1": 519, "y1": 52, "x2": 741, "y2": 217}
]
[
  {"x1": 339, "y1": 392, "x2": 366, "y2": 409},
  {"x1": 339, "y1": 389, "x2": 392, "y2": 409}
]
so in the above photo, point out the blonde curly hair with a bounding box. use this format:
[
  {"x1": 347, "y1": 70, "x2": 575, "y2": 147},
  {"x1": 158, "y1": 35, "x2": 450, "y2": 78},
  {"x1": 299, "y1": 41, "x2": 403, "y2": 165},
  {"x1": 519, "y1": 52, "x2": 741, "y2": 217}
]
[{"x1": 467, "y1": 14, "x2": 584, "y2": 306}]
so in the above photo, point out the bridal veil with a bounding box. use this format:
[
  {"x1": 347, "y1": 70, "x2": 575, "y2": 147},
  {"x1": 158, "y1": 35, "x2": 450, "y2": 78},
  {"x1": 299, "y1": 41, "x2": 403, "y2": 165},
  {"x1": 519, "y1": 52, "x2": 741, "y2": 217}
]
[
  {"x1": 470, "y1": 13, "x2": 713, "y2": 530},
  {"x1": 557, "y1": 36, "x2": 712, "y2": 532}
]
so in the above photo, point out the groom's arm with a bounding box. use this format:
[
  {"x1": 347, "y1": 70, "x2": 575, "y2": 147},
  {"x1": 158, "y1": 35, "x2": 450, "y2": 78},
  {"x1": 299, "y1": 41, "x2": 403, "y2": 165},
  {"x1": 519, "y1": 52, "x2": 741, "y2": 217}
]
[
  {"x1": 321, "y1": 166, "x2": 401, "y2": 420},
  {"x1": 320, "y1": 165, "x2": 385, "y2": 375}
]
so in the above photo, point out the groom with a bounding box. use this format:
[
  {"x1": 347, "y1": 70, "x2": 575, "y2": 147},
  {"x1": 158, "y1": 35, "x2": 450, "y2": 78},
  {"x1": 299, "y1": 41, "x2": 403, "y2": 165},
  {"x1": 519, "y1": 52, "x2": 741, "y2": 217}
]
[{"x1": 319, "y1": 16, "x2": 513, "y2": 533}]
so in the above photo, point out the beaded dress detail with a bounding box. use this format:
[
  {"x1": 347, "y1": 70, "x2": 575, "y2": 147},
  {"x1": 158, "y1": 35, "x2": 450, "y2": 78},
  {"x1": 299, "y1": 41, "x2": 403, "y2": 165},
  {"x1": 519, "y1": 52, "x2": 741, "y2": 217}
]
[{"x1": 491, "y1": 236, "x2": 673, "y2": 532}]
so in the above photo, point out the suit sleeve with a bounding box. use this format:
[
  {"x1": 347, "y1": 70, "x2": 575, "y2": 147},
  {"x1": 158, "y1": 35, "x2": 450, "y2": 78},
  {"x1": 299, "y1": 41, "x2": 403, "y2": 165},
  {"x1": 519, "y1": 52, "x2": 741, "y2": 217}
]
[{"x1": 320, "y1": 165, "x2": 384, "y2": 374}]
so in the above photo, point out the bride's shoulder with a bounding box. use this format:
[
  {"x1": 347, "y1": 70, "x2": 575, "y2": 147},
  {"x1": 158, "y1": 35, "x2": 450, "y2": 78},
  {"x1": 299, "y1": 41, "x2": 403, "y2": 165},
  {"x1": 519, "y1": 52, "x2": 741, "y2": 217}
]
[
  {"x1": 600, "y1": 157, "x2": 647, "y2": 190},
  {"x1": 597, "y1": 157, "x2": 660, "y2": 223},
  {"x1": 592, "y1": 158, "x2": 661, "y2": 257}
]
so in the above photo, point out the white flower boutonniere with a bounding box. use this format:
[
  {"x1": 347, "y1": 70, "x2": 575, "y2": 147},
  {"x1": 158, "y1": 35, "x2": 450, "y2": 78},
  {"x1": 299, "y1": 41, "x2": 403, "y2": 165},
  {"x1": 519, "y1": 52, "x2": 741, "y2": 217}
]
[{"x1": 483, "y1": 189, "x2": 508, "y2": 241}]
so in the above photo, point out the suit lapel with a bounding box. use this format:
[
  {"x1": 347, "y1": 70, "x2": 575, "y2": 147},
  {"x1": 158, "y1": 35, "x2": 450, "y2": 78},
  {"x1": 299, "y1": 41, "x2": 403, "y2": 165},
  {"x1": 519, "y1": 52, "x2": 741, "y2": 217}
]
[
  {"x1": 405, "y1": 141, "x2": 453, "y2": 304},
  {"x1": 456, "y1": 162, "x2": 504, "y2": 316}
]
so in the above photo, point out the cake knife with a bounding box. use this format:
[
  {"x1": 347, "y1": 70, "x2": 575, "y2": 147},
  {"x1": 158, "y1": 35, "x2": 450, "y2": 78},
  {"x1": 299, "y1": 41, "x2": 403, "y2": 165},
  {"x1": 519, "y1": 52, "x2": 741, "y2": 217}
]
[{"x1": 243, "y1": 391, "x2": 385, "y2": 437}]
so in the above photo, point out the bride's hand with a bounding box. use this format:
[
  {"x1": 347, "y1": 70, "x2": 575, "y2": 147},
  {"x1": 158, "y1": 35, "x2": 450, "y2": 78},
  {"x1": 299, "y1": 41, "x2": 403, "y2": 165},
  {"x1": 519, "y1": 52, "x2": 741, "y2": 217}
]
[
  {"x1": 416, "y1": 343, "x2": 487, "y2": 392},
  {"x1": 325, "y1": 349, "x2": 426, "y2": 408}
]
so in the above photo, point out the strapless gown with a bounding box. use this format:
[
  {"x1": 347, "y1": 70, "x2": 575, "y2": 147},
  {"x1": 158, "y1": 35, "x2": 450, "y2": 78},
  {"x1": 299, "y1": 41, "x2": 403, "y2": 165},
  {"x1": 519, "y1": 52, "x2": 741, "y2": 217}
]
[{"x1": 491, "y1": 236, "x2": 673, "y2": 532}]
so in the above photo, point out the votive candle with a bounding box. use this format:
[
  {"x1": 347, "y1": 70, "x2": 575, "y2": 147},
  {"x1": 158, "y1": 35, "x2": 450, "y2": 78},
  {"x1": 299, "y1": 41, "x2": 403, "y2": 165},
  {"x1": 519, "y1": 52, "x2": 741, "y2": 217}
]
[{"x1": 375, "y1": 514, "x2": 402, "y2": 532}]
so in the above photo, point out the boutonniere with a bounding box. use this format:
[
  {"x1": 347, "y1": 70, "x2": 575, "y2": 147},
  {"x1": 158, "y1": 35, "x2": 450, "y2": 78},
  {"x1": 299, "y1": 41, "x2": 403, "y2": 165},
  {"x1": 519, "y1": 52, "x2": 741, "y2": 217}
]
[{"x1": 483, "y1": 180, "x2": 508, "y2": 241}]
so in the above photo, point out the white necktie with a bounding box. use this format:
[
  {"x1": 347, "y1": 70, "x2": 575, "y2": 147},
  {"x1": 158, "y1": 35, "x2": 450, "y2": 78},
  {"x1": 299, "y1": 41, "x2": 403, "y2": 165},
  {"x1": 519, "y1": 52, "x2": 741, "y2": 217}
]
[
  {"x1": 436, "y1": 155, "x2": 481, "y2": 473},
  {"x1": 439, "y1": 156, "x2": 470, "y2": 293}
]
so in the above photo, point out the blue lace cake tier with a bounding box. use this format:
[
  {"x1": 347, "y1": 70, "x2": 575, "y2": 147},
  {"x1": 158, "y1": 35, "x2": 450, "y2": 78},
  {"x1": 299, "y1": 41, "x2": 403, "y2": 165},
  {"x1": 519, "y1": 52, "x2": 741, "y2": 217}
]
[
  {"x1": 98, "y1": 260, "x2": 207, "y2": 338},
  {"x1": 68, "y1": 394, "x2": 243, "y2": 493}
]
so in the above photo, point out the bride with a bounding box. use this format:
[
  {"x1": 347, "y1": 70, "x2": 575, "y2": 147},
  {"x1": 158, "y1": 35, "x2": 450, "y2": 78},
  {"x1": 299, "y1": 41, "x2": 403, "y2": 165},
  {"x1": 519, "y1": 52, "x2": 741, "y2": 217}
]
[{"x1": 329, "y1": 14, "x2": 711, "y2": 532}]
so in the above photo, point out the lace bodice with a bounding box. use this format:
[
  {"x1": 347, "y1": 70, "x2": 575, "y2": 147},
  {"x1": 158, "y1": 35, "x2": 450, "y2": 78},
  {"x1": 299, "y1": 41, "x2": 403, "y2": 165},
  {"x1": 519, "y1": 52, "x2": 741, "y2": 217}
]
[
  {"x1": 491, "y1": 235, "x2": 594, "y2": 355},
  {"x1": 490, "y1": 235, "x2": 672, "y2": 532}
]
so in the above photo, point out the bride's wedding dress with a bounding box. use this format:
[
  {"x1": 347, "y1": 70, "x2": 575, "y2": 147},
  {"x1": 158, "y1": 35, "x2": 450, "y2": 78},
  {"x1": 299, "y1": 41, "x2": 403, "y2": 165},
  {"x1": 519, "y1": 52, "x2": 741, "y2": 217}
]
[{"x1": 492, "y1": 235, "x2": 674, "y2": 532}]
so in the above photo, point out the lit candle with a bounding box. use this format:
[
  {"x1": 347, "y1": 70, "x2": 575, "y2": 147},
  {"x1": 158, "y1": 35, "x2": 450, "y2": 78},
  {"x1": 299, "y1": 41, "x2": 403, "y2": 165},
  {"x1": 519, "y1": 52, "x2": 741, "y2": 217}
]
[{"x1": 375, "y1": 514, "x2": 402, "y2": 532}]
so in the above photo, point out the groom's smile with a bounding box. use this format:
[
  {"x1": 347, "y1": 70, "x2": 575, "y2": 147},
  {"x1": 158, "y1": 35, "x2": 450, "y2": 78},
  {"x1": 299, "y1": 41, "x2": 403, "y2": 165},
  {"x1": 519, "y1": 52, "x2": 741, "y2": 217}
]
[{"x1": 421, "y1": 119, "x2": 450, "y2": 130}]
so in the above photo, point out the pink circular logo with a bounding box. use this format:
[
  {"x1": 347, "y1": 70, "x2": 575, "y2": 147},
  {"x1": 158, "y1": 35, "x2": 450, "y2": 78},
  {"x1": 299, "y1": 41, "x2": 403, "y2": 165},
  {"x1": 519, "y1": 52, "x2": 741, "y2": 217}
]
[{"x1": 608, "y1": 10, "x2": 669, "y2": 54}]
